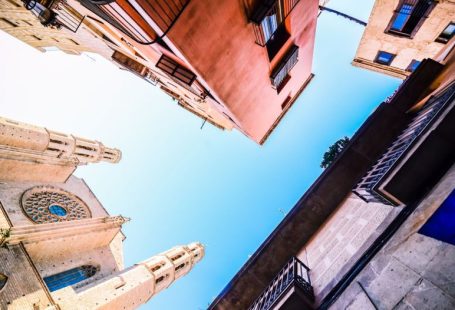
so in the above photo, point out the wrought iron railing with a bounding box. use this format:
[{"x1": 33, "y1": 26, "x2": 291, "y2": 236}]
[
  {"x1": 353, "y1": 82, "x2": 455, "y2": 205},
  {"x1": 270, "y1": 44, "x2": 298, "y2": 89},
  {"x1": 251, "y1": 0, "x2": 300, "y2": 46},
  {"x1": 248, "y1": 256, "x2": 314, "y2": 310},
  {"x1": 23, "y1": 0, "x2": 84, "y2": 32},
  {"x1": 79, "y1": 0, "x2": 190, "y2": 45}
]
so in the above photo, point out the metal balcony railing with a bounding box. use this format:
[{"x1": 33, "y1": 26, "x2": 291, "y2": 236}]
[
  {"x1": 79, "y1": 0, "x2": 190, "y2": 45},
  {"x1": 248, "y1": 257, "x2": 314, "y2": 310},
  {"x1": 251, "y1": 0, "x2": 300, "y2": 46},
  {"x1": 270, "y1": 44, "x2": 298, "y2": 89},
  {"x1": 353, "y1": 82, "x2": 455, "y2": 205}
]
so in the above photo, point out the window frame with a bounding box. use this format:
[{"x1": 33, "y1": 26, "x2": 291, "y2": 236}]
[
  {"x1": 406, "y1": 59, "x2": 421, "y2": 72},
  {"x1": 435, "y1": 22, "x2": 455, "y2": 44},
  {"x1": 374, "y1": 51, "x2": 396, "y2": 66},
  {"x1": 385, "y1": 0, "x2": 436, "y2": 39}
]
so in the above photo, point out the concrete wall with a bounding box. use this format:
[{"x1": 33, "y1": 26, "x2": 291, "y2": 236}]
[
  {"x1": 298, "y1": 194, "x2": 400, "y2": 302},
  {"x1": 353, "y1": 0, "x2": 455, "y2": 78},
  {"x1": 332, "y1": 164, "x2": 455, "y2": 310}
]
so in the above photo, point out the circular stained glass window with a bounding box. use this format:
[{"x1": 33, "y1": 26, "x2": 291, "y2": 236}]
[
  {"x1": 49, "y1": 205, "x2": 67, "y2": 217},
  {"x1": 21, "y1": 186, "x2": 91, "y2": 224}
]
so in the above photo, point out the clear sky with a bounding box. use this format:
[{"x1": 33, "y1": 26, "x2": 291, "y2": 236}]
[{"x1": 0, "y1": 0, "x2": 401, "y2": 309}]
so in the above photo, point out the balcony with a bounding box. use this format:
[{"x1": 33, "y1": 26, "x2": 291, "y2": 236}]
[
  {"x1": 270, "y1": 45, "x2": 298, "y2": 90},
  {"x1": 112, "y1": 51, "x2": 158, "y2": 85},
  {"x1": 250, "y1": 0, "x2": 300, "y2": 50},
  {"x1": 23, "y1": 0, "x2": 84, "y2": 32},
  {"x1": 79, "y1": 0, "x2": 189, "y2": 44},
  {"x1": 248, "y1": 257, "x2": 314, "y2": 310},
  {"x1": 353, "y1": 82, "x2": 455, "y2": 206}
]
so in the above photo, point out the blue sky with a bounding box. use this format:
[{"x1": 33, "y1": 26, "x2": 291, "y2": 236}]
[{"x1": 0, "y1": 0, "x2": 400, "y2": 309}]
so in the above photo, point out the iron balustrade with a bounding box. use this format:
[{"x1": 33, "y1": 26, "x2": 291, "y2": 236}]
[
  {"x1": 52, "y1": 0, "x2": 84, "y2": 32},
  {"x1": 248, "y1": 256, "x2": 314, "y2": 310},
  {"x1": 78, "y1": 0, "x2": 190, "y2": 45},
  {"x1": 353, "y1": 82, "x2": 455, "y2": 205},
  {"x1": 270, "y1": 45, "x2": 298, "y2": 89},
  {"x1": 251, "y1": 0, "x2": 300, "y2": 46}
]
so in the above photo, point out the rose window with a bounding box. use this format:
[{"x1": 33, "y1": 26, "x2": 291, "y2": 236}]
[{"x1": 21, "y1": 186, "x2": 91, "y2": 224}]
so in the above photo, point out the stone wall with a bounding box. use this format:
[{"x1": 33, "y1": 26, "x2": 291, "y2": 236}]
[
  {"x1": 0, "y1": 245, "x2": 53, "y2": 310},
  {"x1": 352, "y1": 0, "x2": 455, "y2": 78},
  {"x1": 298, "y1": 194, "x2": 399, "y2": 302},
  {"x1": 332, "y1": 164, "x2": 455, "y2": 309}
]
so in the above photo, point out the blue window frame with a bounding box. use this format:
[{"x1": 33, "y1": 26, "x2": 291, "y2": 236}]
[
  {"x1": 419, "y1": 189, "x2": 455, "y2": 246},
  {"x1": 375, "y1": 51, "x2": 395, "y2": 66},
  {"x1": 44, "y1": 265, "x2": 97, "y2": 292},
  {"x1": 49, "y1": 205, "x2": 67, "y2": 217},
  {"x1": 406, "y1": 59, "x2": 421, "y2": 72},
  {"x1": 391, "y1": 3, "x2": 414, "y2": 31}
]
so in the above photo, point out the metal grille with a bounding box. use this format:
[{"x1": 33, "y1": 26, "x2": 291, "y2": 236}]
[
  {"x1": 270, "y1": 45, "x2": 298, "y2": 89},
  {"x1": 156, "y1": 54, "x2": 196, "y2": 85},
  {"x1": 353, "y1": 82, "x2": 455, "y2": 205},
  {"x1": 251, "y1": 0, "x2": 300, "y2": 46},
  {"x1": 52, "y1": 0, "x2": 84, "y2": 32},
  {"x1": 248, "y1": 257, "x2": 314, "y2": 310}
]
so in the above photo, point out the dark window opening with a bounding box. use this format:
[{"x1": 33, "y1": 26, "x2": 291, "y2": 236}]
[
  {"x1": 277, "y1": 74, "x2": 291, "y2": 93},
  {"x1": 156, "y1": 55, "x2": 196, "y2": 86},
  {"x1": 0, "y1": 274, "x2": 7, "y2": 291},
  {"x1": 1, "y1": 18, "x2": 18, "y2": 27},
  {"x1": 281, "y1": 95, "x2": 292, "y2": 110},
  {"x1": 31, "y1": 35, "x2": 42, "y2": 41},
  {"x1": 374, "y1": 51, "x2": 395, "y2": 65},
  {"x1": 436, "y1": 22, "x2": 455, "y2": 44}
]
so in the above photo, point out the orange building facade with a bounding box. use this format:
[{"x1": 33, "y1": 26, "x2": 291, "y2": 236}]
[{"x1": 16, "y1": 0, "x2": 319, "y2": 144}]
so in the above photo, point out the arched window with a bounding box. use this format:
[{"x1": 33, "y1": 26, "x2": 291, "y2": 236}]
[
  {"x1": 43, "y1": 265, "x2": 98, "y2": 292},
  {"x1": 0, "y1": 273, "x2": 7, "y2": 291}
]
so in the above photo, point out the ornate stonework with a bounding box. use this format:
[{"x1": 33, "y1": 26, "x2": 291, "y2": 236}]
[{"x1": 21, "y1": 186, "x2": 91, "y2": 224}]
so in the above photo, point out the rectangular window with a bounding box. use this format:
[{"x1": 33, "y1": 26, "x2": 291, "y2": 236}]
[
  {"x1": 387, "y1": 0, "x2": 435, "y2": 38},
  {"x1": 435, "y1": 22, "x2": 455, "y2": 44},
  {"x1": 374, "y1": 51, "x2": 395, "y2": 66},
  {"x1": 156, "y1": 55, "x2": 196, "y2": 86},
  {"x1": 406, "y1": 59, "x2": 421, "y2": 72}
]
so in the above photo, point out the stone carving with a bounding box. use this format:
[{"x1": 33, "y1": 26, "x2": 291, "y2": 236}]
[{"x1": 21, "y1": 186, "x2": 91, "y2": 224}]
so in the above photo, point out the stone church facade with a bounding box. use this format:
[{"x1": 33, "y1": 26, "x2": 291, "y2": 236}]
[{"x1": 0, "y1": 117, "x2": 204, "y2": 309}]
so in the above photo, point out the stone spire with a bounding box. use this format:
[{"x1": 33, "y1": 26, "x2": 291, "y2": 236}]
[
  {"x1": 0, "y1": 116, "x2": 121, "y2": 182},
  {"x1": 54, "y1": 242, "x2": 205, "y2": 309}
]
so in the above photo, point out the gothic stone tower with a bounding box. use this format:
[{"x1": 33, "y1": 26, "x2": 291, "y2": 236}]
[{"x1": 0, "y1": 117, "x2": 205, "y2": 309}]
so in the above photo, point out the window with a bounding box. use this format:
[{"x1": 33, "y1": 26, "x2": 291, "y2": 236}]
[
  {"x1": 49, "y1": 205, "x2": 67, "y2": 217},
  {"x1": 436, "y1": 22, "x2": 455, "y2": 44},
  {"x1": 406, "y1": 59, "x2": 421, "y2": 72},
  {"x1": 250, "y1": 0, "x2": 299, "y2": 58},
  {"x1": 270, "y1": 45, "x2": 298, "y2": 89},
  {"x1": 44, "y1": 265, "x2": 98, "y2": 292},
  {"x1": 156, "y1": 55, "x2": 196, "y2": 86},
  {"x1": 387, "y1": 0, "x2": 435, "y2": 37},
  {"x1": 0, "y1": 274, "x2": 7, "y2": 291},
  {"x1": 374, "y1": 51, "x2": 395, "y2": 66},
  {"x1": 419, "y1": 189, "x2": 455, "y2": 246}
]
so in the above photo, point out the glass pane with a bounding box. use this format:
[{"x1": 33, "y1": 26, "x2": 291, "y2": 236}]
[
  {"x1": 442, "y1": 23, "x2": 455, "y2": 38},
  {"x1": 0, "y1": 274, "x2": 7, "y2": 291},
  {"x1": 49, "y1": 205, "x2": 67, "y2": 216},
  {"x1": 44, "y1": 266, "x2": 97, "y2": 292},
  {"x1": 391, "y1": 4, "x2": 413, "y2": 31},
  {"x1": 376, "y1": 51, "x2": 394, "y2": 65}
]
